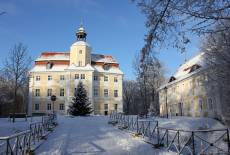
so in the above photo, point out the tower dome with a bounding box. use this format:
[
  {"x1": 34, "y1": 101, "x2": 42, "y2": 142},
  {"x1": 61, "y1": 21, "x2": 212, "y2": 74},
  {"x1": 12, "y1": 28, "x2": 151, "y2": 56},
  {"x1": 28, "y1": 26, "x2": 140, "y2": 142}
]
[{"x1": 76, "y1": 24, "x2": 87, "y2": 41}]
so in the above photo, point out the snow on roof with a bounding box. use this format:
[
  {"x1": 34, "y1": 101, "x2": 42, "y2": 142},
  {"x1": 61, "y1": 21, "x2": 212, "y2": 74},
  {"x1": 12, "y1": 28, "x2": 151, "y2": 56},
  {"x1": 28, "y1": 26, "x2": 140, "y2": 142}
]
[
  {"x1": 30, "y1": 65, "x2": 69, "y2": 72},
  {"x1": 173, "y1": 52, "x2": 205, "y2": 79},
  {"x1": 35, "y1": 52, "x2": 118, "y2": 64},
  {"x1": 36, "y1": 52, "x2": 70, "y2": 61},
  {"x1": 158, "y1": 52, "x2": 207, "y2": 90},
  {"x1": 72, "y1": 41, "x2": 90, "y2": 47},
  {"x1": 91, "y1": 54, "x2": 118, "y2": 64},
  {"x1": 93, "y1": 65, "x2": 123, "y2": 74},
  {"x1": 65, "y1": 64, "x2": 95, "y2": 71}
]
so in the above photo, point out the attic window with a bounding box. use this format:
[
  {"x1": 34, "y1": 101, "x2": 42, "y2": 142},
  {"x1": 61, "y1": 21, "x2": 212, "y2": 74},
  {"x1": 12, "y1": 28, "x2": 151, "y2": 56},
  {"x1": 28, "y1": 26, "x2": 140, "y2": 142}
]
[
  {"x1": 103, "y1": 64, "x2": 110, "y2": 70},
  {"x1": 169, "y1": 76, "x2": 176, "y2": 82},
  {"x1": 189, "y1": 64, "x2": 201, "y2": 73},
  {"x1": 46, "y1": 62, "x2": 53, "y2": 69}
]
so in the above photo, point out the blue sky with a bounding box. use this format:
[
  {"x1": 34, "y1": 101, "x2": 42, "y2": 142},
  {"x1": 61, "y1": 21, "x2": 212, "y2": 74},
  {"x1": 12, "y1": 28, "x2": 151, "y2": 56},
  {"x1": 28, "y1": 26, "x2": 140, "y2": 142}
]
[{"x1": 0, "y1": 0, "x2": 200, "y2": 79}]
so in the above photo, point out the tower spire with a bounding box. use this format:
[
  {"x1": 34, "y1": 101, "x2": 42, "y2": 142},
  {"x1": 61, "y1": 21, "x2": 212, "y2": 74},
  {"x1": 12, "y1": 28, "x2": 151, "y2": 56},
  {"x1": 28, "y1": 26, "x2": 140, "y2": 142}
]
[{"x1": 76, "y1": 24, "x2": 87, "y2": 41}]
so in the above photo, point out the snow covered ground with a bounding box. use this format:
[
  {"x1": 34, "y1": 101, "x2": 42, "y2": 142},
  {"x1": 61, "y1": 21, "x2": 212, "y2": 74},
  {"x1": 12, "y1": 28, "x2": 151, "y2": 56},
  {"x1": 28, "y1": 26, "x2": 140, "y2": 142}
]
[
  {"x1": 0, "y1": 115, "x2": 227, "y2": 155},
  {"x1": 0, "y1": 116, "x2": 43, "y2": 137},
  {"x1": 35, "y1": 115, "x2": 175, "y2": 155},
  {"x1": 155, "y1": 116, "x2": 226, "y2": 130}
]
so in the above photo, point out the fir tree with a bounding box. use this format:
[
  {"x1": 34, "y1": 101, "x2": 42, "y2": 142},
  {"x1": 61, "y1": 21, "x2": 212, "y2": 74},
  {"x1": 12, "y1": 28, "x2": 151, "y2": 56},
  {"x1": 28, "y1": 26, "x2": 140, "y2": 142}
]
[{"x1": 68, "y1": 81, "x2": 93, "y2": 116}]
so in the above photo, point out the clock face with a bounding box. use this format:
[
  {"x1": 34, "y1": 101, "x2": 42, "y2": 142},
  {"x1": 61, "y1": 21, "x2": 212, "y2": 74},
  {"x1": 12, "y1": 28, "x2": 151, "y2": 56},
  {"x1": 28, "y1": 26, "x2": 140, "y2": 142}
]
[{"x1": 103, "y1": 64, "x2": 110, "y2": 70}]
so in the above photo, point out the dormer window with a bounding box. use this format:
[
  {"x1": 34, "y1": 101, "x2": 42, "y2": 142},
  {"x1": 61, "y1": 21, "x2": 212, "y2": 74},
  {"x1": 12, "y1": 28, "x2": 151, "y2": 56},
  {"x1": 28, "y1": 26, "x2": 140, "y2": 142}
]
[
  {"x1": 46, "y1": 62, "x2": 53, "y2": 69},
  {"x1": 189, "y1": 64, "x2": 201, "y2": 73},
  {"x1": 169, "y1": 76, "x2": 176, "y2": 83},
  {"x1": 103, "y1": 64, "x2": 110, "y2": 70}
]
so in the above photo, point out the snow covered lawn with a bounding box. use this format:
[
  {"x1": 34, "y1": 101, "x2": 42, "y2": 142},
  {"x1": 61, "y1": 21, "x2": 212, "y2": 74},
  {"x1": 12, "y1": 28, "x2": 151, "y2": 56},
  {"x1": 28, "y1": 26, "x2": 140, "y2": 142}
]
[
  {"x1": 155, "y1": 116, "x2": 226, "y2": 130},
  {"x1": 0, "y1": 117, "x2": 43, "y2": 137},
  {"x1": 35, "y1": 115, "x2": 174, "y2": 155}
]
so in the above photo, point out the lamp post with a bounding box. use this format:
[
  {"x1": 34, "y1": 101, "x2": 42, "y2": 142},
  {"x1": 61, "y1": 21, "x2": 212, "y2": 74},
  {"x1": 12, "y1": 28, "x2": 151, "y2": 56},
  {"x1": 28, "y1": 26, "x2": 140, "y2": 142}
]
[
  {"x1": 51, "y1": 95, "x2": 56, "y2": 114},
  {"x1": 164, "y1": 86, "x2": 168, "y2": 118}
]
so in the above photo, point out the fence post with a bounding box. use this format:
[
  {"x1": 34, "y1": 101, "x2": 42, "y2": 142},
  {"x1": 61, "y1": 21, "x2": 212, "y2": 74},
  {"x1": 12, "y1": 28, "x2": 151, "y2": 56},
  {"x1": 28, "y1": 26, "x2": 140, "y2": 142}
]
[
  {"x1": 6, "y1": 139, "x2": 9, "y2": 155},
  {"x1": 178, "y1": 131, "x2": 180, "y2": 152},
  {"x1": 227, "y1": 129, "x2": 230, "y2": 153},
  {"x1": 136, "y1": 116, "x2": 139, "y2": 134},
  {"x1": 192, "y1": 131, "x2": 195, "y2": 155},
  {"x1": 157, "y1": 126, "x2": 160, "y2": 145},
  {"x1": 166, "y1": 129, "x2": 169, "y2": 147}
]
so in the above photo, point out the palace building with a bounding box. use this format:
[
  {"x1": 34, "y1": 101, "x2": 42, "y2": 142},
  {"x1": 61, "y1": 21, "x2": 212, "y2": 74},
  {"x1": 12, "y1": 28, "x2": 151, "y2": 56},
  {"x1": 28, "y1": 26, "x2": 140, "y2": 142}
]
[
  {"x1": 158, "y1": 52, "x2": 223, "y2": 120},
  {"x1": 28, "y1": 25, "x2": 123, "y2": 115}
]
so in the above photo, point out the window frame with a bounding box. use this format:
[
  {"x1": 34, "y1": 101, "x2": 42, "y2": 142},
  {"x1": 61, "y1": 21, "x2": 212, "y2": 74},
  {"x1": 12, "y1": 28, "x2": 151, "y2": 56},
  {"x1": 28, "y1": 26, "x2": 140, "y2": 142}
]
[
  {"x1": 94, "y1": 88, "x2": 99, "y2": 97},
  {"x1": 48, "y1": 75, "x2": 52, "y2": 81},
  {"x1": 114, "y1": 90, "x2": 118, "y2": 97},
  {"x1": 104, "y1": 89, "x2": 109, "y2": 97},
  {"x1": 75, "y1": 74, "x2": 79, "y2": 79},
  {"x1": 35, "y1": 89, "x2": 40, "y2": 97},
  {"x1": 60, "y1": 75, "x2": 65, "y2": 80},
  {"x1": 114, "y1": 77, "x2": 118, "y2": 82},
  {"x1": 104, "y1": 76, "x2": 108, "y2": 82},
  {"x1": 81, "y1": 74, "x2": 85, "y2": 79},
  {"x1": 59, "y1": 104, "x2": 65, "y2": 110},
  {"x1": 35, "y1": 76, "x2": 40, "y2": 81},
  {"x1": 47, "y1": 89, "x2": 52, "y2": 97},
  {"x1": 47, "y1": 103, "x2": 52, "y2": 110},
  {"x1": 35, "y1": 103, "x2": 39, "y2": 110},
  {"x1": 60, "y1": 88, "x2": 65, "y2": 96}
]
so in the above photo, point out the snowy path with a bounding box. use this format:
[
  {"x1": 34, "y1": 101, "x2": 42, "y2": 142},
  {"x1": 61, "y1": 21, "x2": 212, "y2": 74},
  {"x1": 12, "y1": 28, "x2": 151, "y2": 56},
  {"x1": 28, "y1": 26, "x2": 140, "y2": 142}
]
[{"x1": 35, "y1": 116, "x2": 172, "y2": 155}]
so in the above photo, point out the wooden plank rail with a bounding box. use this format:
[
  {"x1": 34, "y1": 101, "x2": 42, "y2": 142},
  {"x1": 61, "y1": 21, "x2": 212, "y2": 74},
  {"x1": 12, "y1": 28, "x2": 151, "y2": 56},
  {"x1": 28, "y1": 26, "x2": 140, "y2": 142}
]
[{"x1": 108, "y1": 112, "x2": 230, "y2": 155}]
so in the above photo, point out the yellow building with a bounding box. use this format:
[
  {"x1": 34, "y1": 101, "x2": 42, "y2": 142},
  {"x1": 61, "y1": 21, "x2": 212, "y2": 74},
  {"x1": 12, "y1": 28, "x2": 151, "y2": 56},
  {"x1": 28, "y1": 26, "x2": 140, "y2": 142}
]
[
  {"x1": 158, "y1": 52, "x2": 222, "y2": 119},
  {"x1": 28, "y1": 25, "x2": 123, "y2": 115}
]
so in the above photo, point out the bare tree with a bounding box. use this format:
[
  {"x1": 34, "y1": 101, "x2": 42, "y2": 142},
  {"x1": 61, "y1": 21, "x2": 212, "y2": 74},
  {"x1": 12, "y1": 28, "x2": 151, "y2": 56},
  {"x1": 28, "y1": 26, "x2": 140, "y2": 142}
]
[
  {"x1": 123, "y1": 80, "x2": 137, "y2": 114},
  {"x1": 133, "y1": 53, "x2": 165, "y2": 115},
  {"x1": 202, "y1": 20, "x2": 230, "y2": 124},
  {"x1": 2, "y1": 43, "x2": 31, "y2": 122},
  {"x1": 133, "y1": 0, "x2": 230, "y2": 63}
]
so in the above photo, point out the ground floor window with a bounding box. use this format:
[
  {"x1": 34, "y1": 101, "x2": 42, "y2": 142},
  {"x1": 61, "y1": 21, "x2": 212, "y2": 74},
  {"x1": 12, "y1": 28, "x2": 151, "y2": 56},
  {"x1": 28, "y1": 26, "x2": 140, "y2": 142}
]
[
  {"x1": 35, "y1": 103, "x2": 39, "y2": 110},
  {"x1": 60, "y1": 104, "x2": 64, "y2": 110},
  {"x1": 104, "y1": 104, "x2": 108, "y2": 115},
  {"x1": 47, "y1": 103, "x2": 51, "y2": 110},
  {"x1": 114, "y1": 104, "x2": 118, "y2": 111}
]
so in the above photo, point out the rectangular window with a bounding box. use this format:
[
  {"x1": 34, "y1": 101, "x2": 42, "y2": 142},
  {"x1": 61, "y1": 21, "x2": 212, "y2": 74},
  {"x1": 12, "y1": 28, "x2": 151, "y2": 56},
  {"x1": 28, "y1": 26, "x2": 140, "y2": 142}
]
[
  {"x1": 114, "y1": 90, "x2": 118, "y2": 97},
  {"x1": 114, "y1": 104, "x2": 118, "y2": 111},
  {"x1": 47, "y1": 89, "x2": 52, "y2": 96},
  {"x1": 94, "y1": 88, "x2": 98, "y2": 97},
  {"x1": 104, "y1": 76, "x2": 108, "y2": 82},
  {"x1": 35, "y1": 89, "x2": 40, "y2": 96},
  {"x1": 47, "y1": 103, "x2": 51, "y2": 110},
  {"x1": 35, "y1": 104, "x2": 39, "y2": 110},
  {"x1": 78, "y1": 61, "x2": 82, "y2": 66},
  {"x1": 36, "y1": 76, "x2": 40, "y2": 81},
  {"x1": 60, "y1": 88, "x2": 64, "y2": 96},
  {"x1": 81, "y1": 74, "x2": 85, "y2": 79},
  {"x1": 104, "y1": 89, "x2": 108, "y2": 97},
  {"x1": 114, "y1": 77, "x2": 118, "y2": 82},
  {"x1": 60, "y1": 75, "x2": 65, "y2": 80},
  {"x1": 75, "y1": 74, "x2": 79, "y2": 79},
  {"x1": 79, "y1": 50, "x2": 82, "y2": 54},
  {"x1": 94, "y1": 76, "x2": 98, "y2": 81},
  {"x1": 48, "y1": 75, "x2": 52, "y2": 81},
  {"x1": 104, "y1": 104, "x2": 108, "y2": 110},
  {"x1": 59, "y1": 104, "x2": 64, "y2": 110}
]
